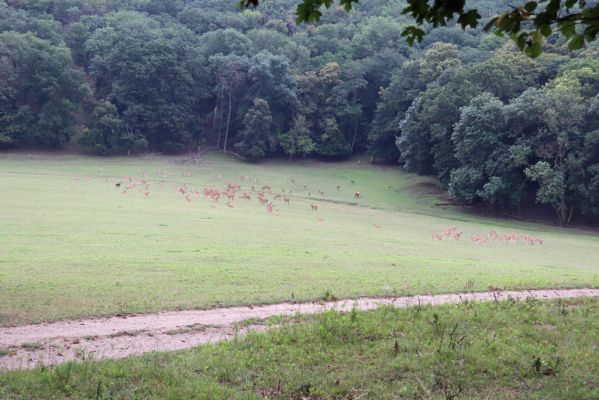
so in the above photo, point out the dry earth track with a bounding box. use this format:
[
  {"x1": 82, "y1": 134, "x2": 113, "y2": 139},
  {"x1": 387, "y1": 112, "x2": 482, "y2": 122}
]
[{"x1": 2, "y1": 288, "x2": 599, "y2": 371}]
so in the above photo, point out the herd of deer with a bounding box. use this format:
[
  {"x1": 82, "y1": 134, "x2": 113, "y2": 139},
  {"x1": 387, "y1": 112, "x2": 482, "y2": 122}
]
[
  {"x1": 115, "y1": 176, "x2": 151, "y2": 197},
  {"x1": 114, "y1": 171, "x2": 363, "y2": 216},
  {"x1": 432, "y1": 226, "x2": 544, "y2": 245},
  {"x1": 105, "y1": 170, "x2": 371, "y2": 227},
  {"x1": 113, "y1": 174, "x2": 362, "y2": 218}
]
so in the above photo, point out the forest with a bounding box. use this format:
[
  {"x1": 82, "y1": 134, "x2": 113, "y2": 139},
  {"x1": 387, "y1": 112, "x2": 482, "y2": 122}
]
[{"x1": 0, "y1": 0, "x2": 598, "y2": 224}]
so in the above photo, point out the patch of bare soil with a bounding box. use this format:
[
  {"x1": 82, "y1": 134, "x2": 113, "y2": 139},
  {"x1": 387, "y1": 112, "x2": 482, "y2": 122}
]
[
  {"x1": 1, "y1": 288, "x2": 598, "y2": 371},
  {"x1": 408, "y1": 180, "x2": 447, "y2": 197}
]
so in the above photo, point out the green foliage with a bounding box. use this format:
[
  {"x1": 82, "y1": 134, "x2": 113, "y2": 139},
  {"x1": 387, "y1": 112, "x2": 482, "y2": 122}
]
[
  {"x1": 0, "y1": 31, "x2": 87, "y2": 147},
  {"x1": 87, "y1": 12, "x2": 208, "y2": 152},
  {"x1": 315, "y1": 117, "x2": 351, "y2": 156},
  {"x1": 278, "y1": 114, "x2": 315, "y2": 161},
  {"x1": 235, "y1": 98, "x2": 275, "y2": 158},
  {"x1": 79, "y1": 101, "x2": 147, "y2": 155}
]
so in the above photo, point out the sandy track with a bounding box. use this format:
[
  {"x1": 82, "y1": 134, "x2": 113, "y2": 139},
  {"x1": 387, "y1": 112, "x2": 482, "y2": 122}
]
[{"x1": 2, "y1": 288, "x2": 598, "y2": 371}]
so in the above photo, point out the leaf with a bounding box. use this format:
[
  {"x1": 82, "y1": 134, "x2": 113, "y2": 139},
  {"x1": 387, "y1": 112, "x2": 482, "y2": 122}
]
[
  {"x1": 401, "y1": 26, "x2": 425, "y2": 46},
  {"x1": 568, "y1": 34, "x2": 585, "y2": 50},
  {"x1": 532, "y1": 30, "x2": 545, "y2": 44},
  {"x1": 525, "y1": 42, "x2": 542, "y2": 58},
  {"x1": 538, "y1": 23, "x2": 552, "y2": 37},
  {"x1": 483, "y1": 17, "x2": 498, "y2": 32},
  {"x1": 516, "y1": 32, "x2": 528, "y2": 50},
  {"x1": 558, "y1": 20, "x2": 577, "y2": 38},
  {"x1": 524, "y1": 1, "x2": 538, "y2": 12},
  {"x1": 457, "y1": 10, "x2": 481, "y2": 29}
]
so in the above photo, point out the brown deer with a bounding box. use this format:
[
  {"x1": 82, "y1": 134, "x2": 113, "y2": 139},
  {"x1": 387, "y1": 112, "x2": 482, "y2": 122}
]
[
  {"x1": 354, "y1": 191, "x2": 361, "y2": 199},
  {"x1": 311, "y1": 203, "x2": 318, "y2": 211}
]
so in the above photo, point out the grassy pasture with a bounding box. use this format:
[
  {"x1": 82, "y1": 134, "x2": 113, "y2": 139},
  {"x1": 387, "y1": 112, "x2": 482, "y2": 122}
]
[
  {"x1": 1, "y1": 152, "x2": 599, "y2": 326},
  {"x1": 2, "y1": 298, "x2": 598, "y2": 399}
]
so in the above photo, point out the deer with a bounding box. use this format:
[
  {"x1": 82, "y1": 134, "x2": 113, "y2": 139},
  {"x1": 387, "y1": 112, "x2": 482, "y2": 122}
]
[
  {"x1": 504, "y1": 233, "x2": 517, "y2": 244},
  {"x1": 350, "y1": 179, "x2": 355, "y2": 185},
  {"x1": 336, "y1": 184, "x2": 341, "y2": 191},
  {"x1": 311, "y1": 203, "x2": 318, "y2": 211},
  {"x1": 354, "y1": 191, "x2": 361, "y2": 199},
  {"x1": 488, "y1": 230, "x2": 499, "y2": 241},
  {"x1": 115, "y1": 182, "x2": 122, "y2": 188},
  {"x1": 283, "y1": 196, "x2": 290, "y2": 204}
]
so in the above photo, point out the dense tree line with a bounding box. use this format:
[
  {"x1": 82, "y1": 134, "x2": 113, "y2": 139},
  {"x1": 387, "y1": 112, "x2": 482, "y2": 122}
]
[{"x1": 0, "y1": 0, "x2": 597, "y2": 223}]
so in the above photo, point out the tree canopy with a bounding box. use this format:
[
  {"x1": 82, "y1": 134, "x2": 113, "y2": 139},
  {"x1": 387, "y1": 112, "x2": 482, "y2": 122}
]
[{"x1": 240, "y1": 0, "x2": 599, "y2": 56}]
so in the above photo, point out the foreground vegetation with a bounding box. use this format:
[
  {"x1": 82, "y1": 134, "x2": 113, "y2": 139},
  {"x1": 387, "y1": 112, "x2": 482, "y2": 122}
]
[
  {"x1": 2, "y1": 298, "x2": 598, "y2": 399},
  {"x1": 1, "y1": 153, "x2": 598, "y2": 326}
]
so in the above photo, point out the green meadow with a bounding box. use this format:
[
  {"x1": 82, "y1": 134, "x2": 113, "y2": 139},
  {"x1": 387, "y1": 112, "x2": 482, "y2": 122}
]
[{"x1": 1, "y1": 152, "x2": 598, "y2": 326}]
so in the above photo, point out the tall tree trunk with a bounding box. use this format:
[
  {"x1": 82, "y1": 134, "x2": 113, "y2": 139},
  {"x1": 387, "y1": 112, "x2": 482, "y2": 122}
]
[
  {"x1": 214, "y1": 104, "x2": 220, "y2": 149},
  {"x1": 215, "y1": 90, "x2": 223, "y2": 150},
  {"x1": 350, "y1": 121, "x2": 358, "y2": 153},
  {"x1": 567, "y1": 205, "x2": 575, "y2": 225},
  {"x1": 223, "y1": 88, "x2": 232, "y2": 153}
]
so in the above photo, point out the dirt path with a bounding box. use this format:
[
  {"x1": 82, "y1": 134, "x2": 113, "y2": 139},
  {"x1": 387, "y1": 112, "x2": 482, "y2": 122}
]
[{"x1": 2, "y1": 288, "x2": 598, "y2": 371}]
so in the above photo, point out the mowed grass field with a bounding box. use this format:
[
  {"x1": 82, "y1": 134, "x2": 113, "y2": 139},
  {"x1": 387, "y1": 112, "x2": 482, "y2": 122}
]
[{"x1": 1, "y1": 152, "x2": 599, "y2": 326}]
